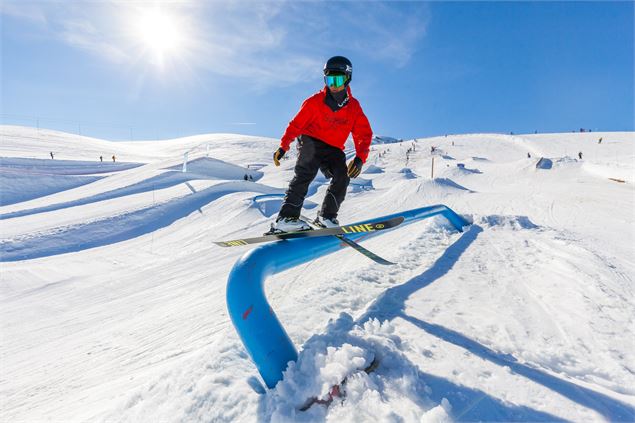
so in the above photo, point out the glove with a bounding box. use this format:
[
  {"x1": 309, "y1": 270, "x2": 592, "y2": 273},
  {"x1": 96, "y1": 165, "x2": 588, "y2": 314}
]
[
  {"x1": 273, "y1": 147, "x2": 286, "y2": 167},
  {"x1": 347, "y1": 156, "x2": 363, "y2": 178}
]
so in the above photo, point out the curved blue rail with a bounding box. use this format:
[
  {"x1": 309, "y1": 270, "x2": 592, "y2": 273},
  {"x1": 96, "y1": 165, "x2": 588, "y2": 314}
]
[{"x1": 226, "y1": 204, "x2": 469, "y2": 388}]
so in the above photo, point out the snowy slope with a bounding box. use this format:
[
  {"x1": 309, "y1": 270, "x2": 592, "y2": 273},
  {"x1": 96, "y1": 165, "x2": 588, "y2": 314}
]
[{"x1": 1, "y1": 125, "x2": 634, "y2": 422}]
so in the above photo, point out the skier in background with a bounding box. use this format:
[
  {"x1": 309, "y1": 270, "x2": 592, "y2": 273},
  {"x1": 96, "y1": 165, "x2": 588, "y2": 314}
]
[
  {"x1": 271, "y1": 56, "x2": 373, "y2": 232},
  {"x1": 49, "y1": 151, "x2": 54, "y2": 159},
  {"x1": 112, "y1": 155, "x2": 116, "y2": 163}
]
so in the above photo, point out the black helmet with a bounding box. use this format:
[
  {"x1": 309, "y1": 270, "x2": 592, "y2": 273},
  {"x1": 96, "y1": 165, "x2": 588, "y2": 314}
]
[{"x1": 324, "y1": 56, "x2": 352, "y2": 84}]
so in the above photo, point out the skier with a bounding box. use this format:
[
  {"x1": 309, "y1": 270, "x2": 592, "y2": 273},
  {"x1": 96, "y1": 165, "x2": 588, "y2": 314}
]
[
  {"x1": 112, "y1": 155, "x2": 116, "y2": 163},
  {"x1": 271, "y1": 56, "x2": 373, "y2": 232},
  {"x1": 100, "y1": 155, "x2": 103, "y2": 162},
  {"x1": 49, "y1": 151, "x2": 54, "y2": 159},
  {"x1": 578, "y1": 151, "x2": 583, "y2": 159}
]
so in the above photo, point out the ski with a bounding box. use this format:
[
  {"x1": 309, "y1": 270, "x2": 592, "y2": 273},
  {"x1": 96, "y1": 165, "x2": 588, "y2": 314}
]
[
  {"x1": 299, "y1": 357, "x2": 380, "y2": 411},
  {"x1": 214, "y1": 216, "x2": 404, "y2": 247},
  {"x1": 336, "y1": 235, "x2": 396, "y2": 265},
  {"x1": 301, "y1": 216, "x2": 396, "y2": 266}
]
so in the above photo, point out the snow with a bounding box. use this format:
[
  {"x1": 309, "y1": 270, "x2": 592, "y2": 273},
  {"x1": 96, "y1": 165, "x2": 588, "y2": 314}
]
[
  {"x1": 1, "y1": 125, "x2": 634, "y2": 422},
  {"x1": 373, "y1": 135, "x2": 403, "y2": 144},
  {"x1": 0, "y1": 157, "x2": 140, "y2": 206}
]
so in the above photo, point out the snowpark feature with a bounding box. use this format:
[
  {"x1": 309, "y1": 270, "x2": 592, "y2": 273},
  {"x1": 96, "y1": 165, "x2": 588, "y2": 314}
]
[
  {"x1": 1, "y1": 125, "x2": 634, "y2": 422},
  {"x1": 226, "y1": 205, "x2": 468, "y2": 389}
]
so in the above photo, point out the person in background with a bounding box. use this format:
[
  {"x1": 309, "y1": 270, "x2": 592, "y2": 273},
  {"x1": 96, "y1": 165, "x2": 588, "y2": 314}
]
[
  {"x1": 112, "y1": 155, "x2": 116, "y2": 163},
  {"x1": 271, "y1": 56, "x2": 373, "y2": 232},
  {"x1": 50, "y1": 152, "x2": 54, "y2": 159}
]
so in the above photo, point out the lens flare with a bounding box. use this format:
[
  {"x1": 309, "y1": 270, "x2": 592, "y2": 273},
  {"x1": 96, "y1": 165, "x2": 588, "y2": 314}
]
[{"x1": 134, "y1": 8, "x2": 183, "y2": 66}]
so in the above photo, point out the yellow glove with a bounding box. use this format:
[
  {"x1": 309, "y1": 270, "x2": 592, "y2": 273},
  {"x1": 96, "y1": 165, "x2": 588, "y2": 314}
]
[
  {"x1": 273, "y1": 147, "x2": 286, "y2": 167},
  {"x1": 347, "y1": 156, "x2": 363, "y2": 178}
]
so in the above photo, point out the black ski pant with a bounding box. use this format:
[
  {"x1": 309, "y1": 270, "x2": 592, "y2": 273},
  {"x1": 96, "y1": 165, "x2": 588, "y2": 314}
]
[{"x1": 278, "y1": 135, "x2": 350, "y2": 220}]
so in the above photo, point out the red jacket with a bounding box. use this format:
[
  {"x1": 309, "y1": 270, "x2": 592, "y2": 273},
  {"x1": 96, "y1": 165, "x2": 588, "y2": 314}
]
[{"x1": 280, "y1": 86, "x2": 373, "y2": 163}]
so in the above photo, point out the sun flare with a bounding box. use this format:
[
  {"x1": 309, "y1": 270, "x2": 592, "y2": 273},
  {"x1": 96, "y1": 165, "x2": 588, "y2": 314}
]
[{"x1": 135, "y1": 9, "x2": 183, "y2": 64}]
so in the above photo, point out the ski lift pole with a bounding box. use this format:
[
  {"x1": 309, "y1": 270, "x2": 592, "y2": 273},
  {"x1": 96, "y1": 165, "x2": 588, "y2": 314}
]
[
  {"x1": 431, "y1": 156, "x2": 435, "y2": 179},
  {"x1": 182, "y1": 152, "x2": 189, "y2": 173}
]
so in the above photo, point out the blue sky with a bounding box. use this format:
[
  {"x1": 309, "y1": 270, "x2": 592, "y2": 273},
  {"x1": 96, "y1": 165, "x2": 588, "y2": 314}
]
[{"x1": 1, "y1": 1, "x2": 633, "y2": 141}]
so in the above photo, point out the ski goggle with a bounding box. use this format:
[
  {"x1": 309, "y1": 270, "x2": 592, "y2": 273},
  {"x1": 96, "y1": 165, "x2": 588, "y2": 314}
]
[{"x1": 324, "y1": 73, "x2": 347, "y2": 88}]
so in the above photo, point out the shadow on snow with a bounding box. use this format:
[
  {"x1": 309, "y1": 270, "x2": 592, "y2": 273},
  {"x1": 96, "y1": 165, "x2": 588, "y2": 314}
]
[
  {"x1": 1, "y1": 158, "x2": 262, "y2": 220},
  {"x1": 356, "y1": 225, "x2": 634, "y2": 421},
  {"x1": 0, "y1": 181, "x2": 281, "y2": 262},
  {"x1": 259, "y1": 225, "x2": 634, "y2": 421}
]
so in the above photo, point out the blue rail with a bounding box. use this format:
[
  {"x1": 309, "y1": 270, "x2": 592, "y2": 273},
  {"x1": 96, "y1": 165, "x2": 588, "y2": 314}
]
[{"x1": 226, "y1": 204, "x2": 469, "y2": 388}]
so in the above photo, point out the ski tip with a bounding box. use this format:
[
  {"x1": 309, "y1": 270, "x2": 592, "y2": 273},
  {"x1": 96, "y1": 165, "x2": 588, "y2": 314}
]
[
  {"x1": 298, "y1": 355, "x2": 380, "y2": 412},
  {"x1": 365, "y1": 356, "x2": 380, "y2": 373}
]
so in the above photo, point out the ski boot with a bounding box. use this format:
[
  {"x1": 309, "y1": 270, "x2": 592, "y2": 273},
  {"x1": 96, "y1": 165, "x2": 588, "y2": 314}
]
[
  {"x1": 314, "y1": 216, "x2": 340, "y2": 229},
  {"x1": 266, "y1": 216, "x2": 311, "y2": 235}
]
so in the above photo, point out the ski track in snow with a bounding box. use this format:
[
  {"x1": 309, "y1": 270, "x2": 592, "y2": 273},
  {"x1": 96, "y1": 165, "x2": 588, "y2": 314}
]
[{"x1": 1, "y1": 126, "x2": 634, "y2": 422}]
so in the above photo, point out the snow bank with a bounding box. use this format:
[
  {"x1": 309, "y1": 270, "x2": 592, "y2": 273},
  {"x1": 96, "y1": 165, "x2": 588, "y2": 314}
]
[
  {"x1": 364, "y1": 164, "x2": 384, "y2": 174},
  {"x1": 582, "y1": 161, "x2": 634, "y2": 184},
  {"x1": 399, "y1": 167, "x2": 418, "y2": 179},
  {"x1": 165, "y1": 157, "x2": 263, "y2": 181},
  {"x1": 0, "y1": 173, "x2": 103, "y2": 206},
  {"x1": 0, "y1": 157, "x2": 141, "y2": 206},
  {"x1": 372, "y1": 135, "x2": 403, "y2": 144}
]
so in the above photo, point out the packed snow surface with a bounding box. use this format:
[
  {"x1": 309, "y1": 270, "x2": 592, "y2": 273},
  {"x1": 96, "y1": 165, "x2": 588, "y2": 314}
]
[{"x1": 1, "y1": 125, "x2": 634, "y2": 422}]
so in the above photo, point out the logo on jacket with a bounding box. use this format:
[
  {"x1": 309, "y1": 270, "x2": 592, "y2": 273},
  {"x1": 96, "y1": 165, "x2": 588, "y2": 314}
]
[{"x1": 325, "y1": 115, "x2": 349, "y2": 125}]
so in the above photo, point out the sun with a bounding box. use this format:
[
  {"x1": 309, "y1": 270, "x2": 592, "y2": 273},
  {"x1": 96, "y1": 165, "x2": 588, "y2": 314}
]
[
  {"x1": 134, "y1": 8, "x2": 183, "y2": 65},
  {"x1": 124, "y1": 4, "x2": 199, "y2": 77}
]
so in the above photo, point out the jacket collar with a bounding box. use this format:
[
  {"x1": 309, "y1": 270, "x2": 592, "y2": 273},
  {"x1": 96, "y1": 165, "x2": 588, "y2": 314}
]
[
  {"x1": 322, "y1": 85, "x2": 352, "y2": 97},
  {"x1": 322, "y1": 85, "x2": 351, "y2": 112}
]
